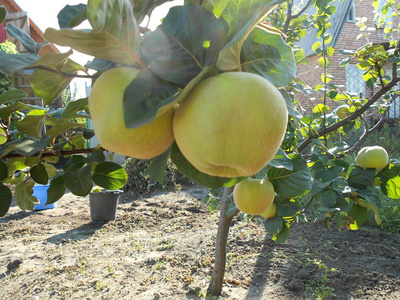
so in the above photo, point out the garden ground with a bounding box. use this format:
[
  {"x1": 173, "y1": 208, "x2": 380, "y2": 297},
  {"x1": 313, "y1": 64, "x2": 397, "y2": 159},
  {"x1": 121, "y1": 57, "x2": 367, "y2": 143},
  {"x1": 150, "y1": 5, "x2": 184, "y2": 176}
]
[{"x1": 0, "y1": 184, "x2": 399, "y2": 299}]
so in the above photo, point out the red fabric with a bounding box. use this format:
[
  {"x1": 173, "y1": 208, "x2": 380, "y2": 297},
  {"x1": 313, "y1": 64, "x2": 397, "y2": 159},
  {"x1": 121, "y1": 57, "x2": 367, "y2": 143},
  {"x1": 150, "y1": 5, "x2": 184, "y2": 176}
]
[{"x1": 0, "y1": 22, "x2": 6, "y2": 43}]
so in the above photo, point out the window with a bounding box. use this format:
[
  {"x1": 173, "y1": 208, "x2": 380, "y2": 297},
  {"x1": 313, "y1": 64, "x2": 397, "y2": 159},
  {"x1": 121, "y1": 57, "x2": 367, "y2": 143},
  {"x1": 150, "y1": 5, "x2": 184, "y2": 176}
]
[
  {"x1": 346, "y1": 64, "x2": 365, "y2": 97},
  {"x1": 346, "y1": 0, "x2": 356, "y2": 22},
  {"x1": 376, "y1": 0, "x2": 393, "y2": 27}
]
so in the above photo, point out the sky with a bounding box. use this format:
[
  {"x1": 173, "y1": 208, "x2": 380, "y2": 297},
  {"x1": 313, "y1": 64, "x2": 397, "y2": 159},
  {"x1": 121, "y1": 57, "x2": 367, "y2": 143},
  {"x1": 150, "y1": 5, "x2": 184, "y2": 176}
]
[{"x1": 12, "y1": 0, "x2": 183, "y2": 97}]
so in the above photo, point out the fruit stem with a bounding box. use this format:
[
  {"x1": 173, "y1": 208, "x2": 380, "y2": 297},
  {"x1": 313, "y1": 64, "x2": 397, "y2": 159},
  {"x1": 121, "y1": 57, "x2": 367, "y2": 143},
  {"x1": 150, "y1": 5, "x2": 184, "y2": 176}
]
[{"x1": 207, "y1": 185, "x2": 238, "y2": 296}]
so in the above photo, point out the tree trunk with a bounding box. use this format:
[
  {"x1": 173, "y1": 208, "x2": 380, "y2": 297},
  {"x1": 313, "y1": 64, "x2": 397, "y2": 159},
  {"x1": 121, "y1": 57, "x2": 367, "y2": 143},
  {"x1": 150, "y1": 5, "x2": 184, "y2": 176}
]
[{"x1": 207, "y1": 185, "x2": 238, "y2": 296}]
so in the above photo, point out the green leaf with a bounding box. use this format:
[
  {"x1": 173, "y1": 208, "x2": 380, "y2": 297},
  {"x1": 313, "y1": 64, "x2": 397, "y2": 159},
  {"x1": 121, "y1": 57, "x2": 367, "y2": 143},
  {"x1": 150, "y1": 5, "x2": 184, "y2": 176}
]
[
  {"x1": 6, "y1": 24, "x2": 47, "y2": 54},
  {"x1": 268, "y1": 149, "x2": 293, "y2": 170},
  {"x1": 65, "y1": 165, "x2": 93, "y2": 196},
  {"x1": 0, "y1": 52, "x2": 40, "y2": 74},
  {"x1": 142, "y1": 3, "x2": 229, "y2": 86},
  {"x1": 84, "y1": 149, "x2": 106, "y2": 163},
  {"x1": 217, "y1": 0, "x2": 286, "y2": 71},
  {"x1": 87, "y1": 0, "x2": 140, "y2": 54},
  {"x1": 0, "y1": 160, "x2": 7, "y2": 180},
  {"x1": 133, "y1": 0, "x2": 174, "y2": 24},
  {"x1": 47, "y1": 176, "x2": 66, "y2": 205},
  {"x1": 92, "y1": 162, "x2": 127, "y2": 190},
  {"x1": 321, "y1": 190, "x2": 337, "y2": 208},
  {"x1": 58, "y1": 4, "x2": 87, "y2": 28},
  {"x1": 123, "y1": 69, "x2": 180, "y2": 128},
  {"x1": 383, "y1": 175, "x2": 400, "y2": 199},
  {"x1": 0, "y1": 6, "x2": 6, "y2": 24},
  {"x1": 275, "y1": 196, "x2": 301, "y2": 217},
  {"x1": 15, "y1": 181, "x2": 37, "y2": 211},
  {"x1": 11, "y1": 136, "x2": 51, "y2": 157},
  {"x1": 45, "y1": 121, "x2": 85, "y2": 139},
  {"x1": 268, "y1": 154, "x2": 312, "y2": 198},
  {"x1": 63, "y1": 155, "x2": 86, "y2": 173},
  {"x1": 147, "y1": 148, "x2": 171, "y2": 183},
  {"x1": 61, "y1": 97, "x2": 88, "y2": 119},
  {"x1": 171, "y1": 142, "x2": 240, "y2": 189},
  {"x1": 263, "y1": 216, "x2": 283, "y2": 235},
  {"x1": 30, "y1": 163, "x2": 49, "y2": 185},
  {"x1": 332, "y1": 177, "x2": 355, "y2": 194},
  {"x1": 16, "y1": 115, "x2": 46, "y2": 139},
  {"x1": 347, "y1": 203, "x2": 368, "y2": 230},
  {"x1": 0, "y1": 183, "x2": 12, "y2": 217},
  {"x1": 348, "y1": 166, "x2": 375, "y2": 189},
  {"x1": 314, "y1": 166, "x2": 344, "y2": 182},
  {"x1": 241, "y1": 27, "x2": 296, "y2": 87},
  {"x1": 0, "y1": 89, "x2": 27, "y2": 105},
  {"x1": 272, "y1": 222, "x2": 290, "y2": 244},
  {"x1": 44, "y1": 28, "x2": 139, "y2": 65},
  {"x1": 29, "y1": 53, "x2": 84, "y2": 105}
]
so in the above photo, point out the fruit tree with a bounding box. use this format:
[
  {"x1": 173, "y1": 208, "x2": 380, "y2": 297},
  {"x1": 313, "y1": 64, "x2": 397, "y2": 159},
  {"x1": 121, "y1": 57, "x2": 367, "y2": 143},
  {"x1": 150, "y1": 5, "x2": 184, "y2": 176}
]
[{"x1": 1, "y1": 0, "x2": 400, "y2": 296}]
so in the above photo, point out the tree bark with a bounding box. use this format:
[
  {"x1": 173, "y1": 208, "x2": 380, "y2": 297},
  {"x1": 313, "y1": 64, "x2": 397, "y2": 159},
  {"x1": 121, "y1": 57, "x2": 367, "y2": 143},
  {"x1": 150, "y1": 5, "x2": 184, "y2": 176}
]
[{"x1": 207, "y1": 185, "x2": 238, "y2": 296}]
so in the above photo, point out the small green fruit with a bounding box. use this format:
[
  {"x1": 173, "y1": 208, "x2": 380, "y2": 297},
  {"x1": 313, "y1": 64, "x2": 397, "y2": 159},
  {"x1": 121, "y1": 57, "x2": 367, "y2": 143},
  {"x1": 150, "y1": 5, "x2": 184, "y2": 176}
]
[
  {"x1": 355, "y1": 146, "x2": 389, "y2": 169},
  {"x1": 260, "y1": 203, "x2": 277, "y2": 219},
  {"x1": 233, "y1": 178, "x2": 275, "y2": 215},
  {"x1": 336, "y1": 105, "x2": 350, "y2": 119}
]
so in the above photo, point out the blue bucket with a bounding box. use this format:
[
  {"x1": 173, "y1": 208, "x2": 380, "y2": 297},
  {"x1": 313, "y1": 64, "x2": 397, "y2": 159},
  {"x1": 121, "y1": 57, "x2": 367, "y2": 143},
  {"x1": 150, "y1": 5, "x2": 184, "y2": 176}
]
[{"x1": 33, "y1": 184, "x2": 56, "y2": 210}]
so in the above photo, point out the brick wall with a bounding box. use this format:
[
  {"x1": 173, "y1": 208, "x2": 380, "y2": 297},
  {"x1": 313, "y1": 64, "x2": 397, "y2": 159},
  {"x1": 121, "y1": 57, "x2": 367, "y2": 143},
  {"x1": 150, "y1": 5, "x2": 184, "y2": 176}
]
[{"x1": 296, "y1": 0, "x2": 400, "y2": 114}]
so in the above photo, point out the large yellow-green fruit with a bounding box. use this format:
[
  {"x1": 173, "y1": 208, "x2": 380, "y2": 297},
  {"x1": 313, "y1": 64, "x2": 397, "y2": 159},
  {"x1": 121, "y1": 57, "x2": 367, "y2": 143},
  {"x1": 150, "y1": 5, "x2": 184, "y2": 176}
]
[
  {"x1": 89, "y1": 67, "x2": 175, "y2": 159},
  {"x1": 260, "y1": 203, "x2": 277, "y2": 219},
  {"x1": 355, "y1": 146, "x2": 389, "y2": 169},
  {"x1": 233, "y1": 178, "x2": 275, "y2": 215},
  {"x1": 173, "y1": 72, "x2": 288, "y2": 178}
]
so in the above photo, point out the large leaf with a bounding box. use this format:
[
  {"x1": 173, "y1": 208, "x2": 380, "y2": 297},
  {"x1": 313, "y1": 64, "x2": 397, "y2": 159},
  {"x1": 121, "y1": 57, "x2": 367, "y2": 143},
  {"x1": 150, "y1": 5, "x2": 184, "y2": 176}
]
[
  {"x1": 241, "y1": 26, "x2": 296, "y2": 87},
  {"x1": 30, "y1": 163, "x2": 49, "y2": 185},
  {"x1": 15, "y1": 181, "x2": 37, "y2": 211},
  {"x1": 268, "y1": 154, "x2": 312, "y2": 198},
  {"x1": 0, "y1": 52, "x2": 40, "y2": 74},
  {"x1": 142, "y1": 3, "x2": 229, "y2": 86},
  {"x1": 61, "y1": 97, "x2": 88, "y2": 119},
  {"x1": 47, "y1": 176, "x2": 66, "y2": 205},
  {"x1": 16, "y1": 115, "x2": 46, "y2": 139},
  {"x1": 6, "y1": 24, "x2": 47, "y2": 54},
  {"x1": 133, "y1": 0, "x2": 174, "y2": 24},
  {"x1": 0, "y1": 89, "x2": 27, "y2": 105},
  {"x1": 58, "y1": 4, "x2": 87, "y2": 28},
  {"x1": 0, "y1": 183, "x2": 12, "y2": 217},
  {"x1": 29, "y1": 52, "x2": 84, "y2": 105},
  {"x1": 92, "y1": 162, "x2": 128, "y2": 190},
  {"x1": 348, "y1": 166, "x2": 375, "y2": 189},
  {"x1": 44, "y1": 28, "x2": 139, "y2": 65},
  {"x1": 170, "y1": 142, "x2": 241, "y2": 189},
  {"x1": 87, "y1": 0, "x2": 140, "y2": 54},
  {"x1": 217, "y1": 0, "x2": 286, "y2": 71},
  {"x1": 45, "y1": 121, "x2": 85, "y2": 139},
  {"x1": 0, "y1": 136, "x2": 51, "y2": 158},
  {"x1": 123, "y1": 69, "x2": 180, "y2": 128},
  {"x1": 64, "y1": 165, "x2": 93, "y2": 196},
  {"x1": 268, "y1": 149, "x2": 293, "y2": 170},
  {"x1": 382, "y1": 175, "x2": 400, "y2": 199}
]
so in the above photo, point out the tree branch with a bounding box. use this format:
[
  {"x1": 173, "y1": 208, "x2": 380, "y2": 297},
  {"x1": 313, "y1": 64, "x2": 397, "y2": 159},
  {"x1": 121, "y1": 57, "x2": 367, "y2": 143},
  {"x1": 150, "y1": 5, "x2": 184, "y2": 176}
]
[
  {"x1": 2, "y1": 147, "x2": 105, "y2": 159},
  {"x1": 296, "y1": 76, "x2": 400, "y2": 153}
]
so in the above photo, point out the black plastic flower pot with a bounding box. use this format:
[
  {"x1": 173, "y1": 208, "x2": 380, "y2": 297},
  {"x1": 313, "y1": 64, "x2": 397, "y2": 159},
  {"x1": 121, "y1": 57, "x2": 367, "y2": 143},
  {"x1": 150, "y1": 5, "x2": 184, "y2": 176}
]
[{"x1": 89, "y1": 190, "x2": 122, "y2": 222}]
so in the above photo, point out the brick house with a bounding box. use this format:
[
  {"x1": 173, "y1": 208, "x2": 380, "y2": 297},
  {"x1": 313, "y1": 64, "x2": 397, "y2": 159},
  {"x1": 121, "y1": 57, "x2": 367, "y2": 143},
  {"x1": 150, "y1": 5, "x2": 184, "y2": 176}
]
[
  {"x1": 296, "y1": 0, "x2": 400, "y2": 116},
  {"x1": 0, "y1": 0, "x2": 62, "y2": 108}
]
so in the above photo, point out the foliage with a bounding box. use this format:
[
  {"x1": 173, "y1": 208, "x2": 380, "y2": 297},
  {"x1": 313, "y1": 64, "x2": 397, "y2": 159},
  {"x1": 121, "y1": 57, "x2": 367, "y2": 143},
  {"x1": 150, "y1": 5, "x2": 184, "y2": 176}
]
[
  {"x1": 0, "y1": 40, "x2": 18, "y2": 95},
  {"x1": 1, "y1": 0, "x2": 400, "y2": 296}
]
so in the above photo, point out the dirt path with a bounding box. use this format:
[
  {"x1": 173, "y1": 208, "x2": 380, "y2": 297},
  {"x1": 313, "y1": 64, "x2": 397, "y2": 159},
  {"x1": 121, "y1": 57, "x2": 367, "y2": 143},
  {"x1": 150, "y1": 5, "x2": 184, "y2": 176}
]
[{"x1": 1, "y1": 185, "x2": 399, "y2": 299}]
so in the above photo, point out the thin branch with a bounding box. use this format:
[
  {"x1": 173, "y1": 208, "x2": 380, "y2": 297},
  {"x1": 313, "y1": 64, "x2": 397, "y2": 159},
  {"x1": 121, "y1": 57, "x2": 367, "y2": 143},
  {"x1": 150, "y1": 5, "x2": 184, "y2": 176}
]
[
  {"x1": 296, "y1": 75, "x2": 400, "y2": 153},
  {"x1": 2, "y1": 147, "x2": 105, "y2": 159},
  {"x1": 30, "y1": 66, "x2": 98, "y2": 79}
]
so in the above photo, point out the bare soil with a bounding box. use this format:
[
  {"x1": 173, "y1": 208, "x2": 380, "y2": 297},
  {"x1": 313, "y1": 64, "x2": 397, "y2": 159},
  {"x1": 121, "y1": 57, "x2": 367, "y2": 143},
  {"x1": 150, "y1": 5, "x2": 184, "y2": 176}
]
[{"x1": 1, "y1": 184, "x2": 400, "y2": 300}]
